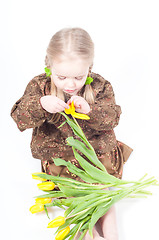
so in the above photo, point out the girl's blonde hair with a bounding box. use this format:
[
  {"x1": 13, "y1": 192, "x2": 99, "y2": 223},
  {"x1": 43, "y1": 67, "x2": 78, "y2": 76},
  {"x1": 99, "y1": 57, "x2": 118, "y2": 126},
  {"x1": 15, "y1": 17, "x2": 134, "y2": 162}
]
[{"x1": 45, "y1": 27, "x2": 95, "y2": 100}]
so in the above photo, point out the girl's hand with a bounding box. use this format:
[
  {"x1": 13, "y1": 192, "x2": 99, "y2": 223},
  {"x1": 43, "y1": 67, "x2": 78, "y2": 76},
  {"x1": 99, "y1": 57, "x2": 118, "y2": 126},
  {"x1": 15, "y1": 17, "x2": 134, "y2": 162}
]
[
  {"x1": 67, "y1": 96, "x2": 90, "y2": 114},
  {"x1": 40, "y1": 95, "x2": 69, "y2": 113}
]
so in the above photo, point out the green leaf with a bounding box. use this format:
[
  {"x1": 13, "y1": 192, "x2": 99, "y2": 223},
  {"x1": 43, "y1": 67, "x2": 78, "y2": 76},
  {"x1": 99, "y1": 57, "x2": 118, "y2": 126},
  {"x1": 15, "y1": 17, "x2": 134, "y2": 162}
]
[
  {"x1": 44, "y1": 200, "x2": 66, "y2": 210},
  {"x1": 76, "y1": 207, "x2": 95, "y2": 221},
  {"x1": 67, "y1": 208, "x2": 91, "y2": 225},
  {"x1": 55, "y1": 218, "x2": 72, "y2": 234},
  {"x1": 58, "y1": 120, "x2": 67, "y2": 128},
  {"x1": 34, "y1": 191, "x2": 66, "y2": 199},
  {"x1": 64, "y1": 223, "x2": 81, "y2": 240},
  {"x1": 64, "y1": 193, "x2": 100, "y2": 217},
  {"x1": 63, "y1": 216, "x2": 91, "y2": 240},
  {"x1": 64, "y1": 202, "x2": 75, "y2": 217},
  {"x1": 53, "y1": 158, "x2": 98, "y2": 184},
  {"x1": 89, "y1": 200, "x2": 112, "y2": 237},
  {"x1": 58, "y1": 184, "x2": 96, "y2": 197},
  {"x1": 69, "y1": 195, "x2": 106, "y2": 217},
  {"x1": 35, "y1": 172, "x2": 95, "y2": 186},
  {"x1": 72, "y1": 147, "x2": 121, "y2": 185},
  {"x1": 60, "y1": 112, "x2": 90, "y2": 147},
  {"x1": 78, "y1": 229, "x2": 87, "y2": 240},
  {"x1": 66, "y1": 137, "x2": 106, "y2": 172},
  {"x1": 80, "y1": 220, "x2": 90, "y2": 231},
  {"x1": 44, "y1": 205, "x2": 50, "y2": 219},
  {"x1": 68, "y1": 216, "x2": 91, "y2": 240}
]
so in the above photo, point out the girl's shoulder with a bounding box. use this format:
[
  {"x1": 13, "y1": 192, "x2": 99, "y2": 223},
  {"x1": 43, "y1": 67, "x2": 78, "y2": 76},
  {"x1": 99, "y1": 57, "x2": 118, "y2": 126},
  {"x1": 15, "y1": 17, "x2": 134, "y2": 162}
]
[
  {"x1": 90, "y1": 72, "x2": 113, "y2": 95},
  {"x1": 27, "y1": 73, "x2": 50, "y2": 91},
  {"x1": 23, "y1": 73, "x2": 50, "y2": 96},
  {"x1": 31, "y1": 73, "x2": 49, "y2": 84},
  {"x1": 91, "y1": 72, "x2": 111, "y2": 87}
]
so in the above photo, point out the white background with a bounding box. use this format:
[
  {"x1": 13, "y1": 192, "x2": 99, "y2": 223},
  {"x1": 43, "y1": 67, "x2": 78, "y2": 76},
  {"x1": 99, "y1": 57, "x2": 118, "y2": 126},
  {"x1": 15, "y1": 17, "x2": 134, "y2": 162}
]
[{"x1": 1, "y1": 0, "x2": 159, "y2": 239}]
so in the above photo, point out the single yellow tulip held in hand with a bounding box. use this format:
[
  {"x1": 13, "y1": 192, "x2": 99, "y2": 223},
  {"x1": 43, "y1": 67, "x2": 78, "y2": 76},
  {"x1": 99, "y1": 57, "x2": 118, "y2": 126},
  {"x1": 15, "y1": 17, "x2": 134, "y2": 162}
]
[{"x1": 65, "y1": 101, "x2": 90, "y2": 120}]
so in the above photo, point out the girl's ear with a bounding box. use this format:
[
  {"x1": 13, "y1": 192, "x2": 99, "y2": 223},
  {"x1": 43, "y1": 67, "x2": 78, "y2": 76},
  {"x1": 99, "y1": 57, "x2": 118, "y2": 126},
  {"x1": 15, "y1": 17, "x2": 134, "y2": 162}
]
[{"x1": 89, "y1": 63, "x2": 93, "y2": 72}]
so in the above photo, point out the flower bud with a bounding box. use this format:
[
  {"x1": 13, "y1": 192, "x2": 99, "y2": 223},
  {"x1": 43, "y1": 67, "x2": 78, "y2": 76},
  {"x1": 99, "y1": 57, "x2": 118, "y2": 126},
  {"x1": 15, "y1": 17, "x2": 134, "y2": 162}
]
[
  {"x1": 29, "y1": 203, "x2": 44, "y2": 214},
  {"x1": 32, "y1": 172, "x2": 47, "y2": 181},
  {"x1": 55, "y1": 226, "x2": 70, "y2": 240},
  {"x1": 47, "y1": 216, "x2": 65, "y2": 228},
  {"x1": 37, "y1": 181, "x2": 55, "y2": 191},
  {"x1": 35, "y1": 198, "x2": 52, "y2": 204}
]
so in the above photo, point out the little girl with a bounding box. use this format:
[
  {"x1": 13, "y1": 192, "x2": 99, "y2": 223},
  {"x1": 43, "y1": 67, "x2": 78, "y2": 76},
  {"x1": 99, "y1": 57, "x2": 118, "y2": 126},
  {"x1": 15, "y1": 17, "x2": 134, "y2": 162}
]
[{"x1": 11, "y1": 27, "x2": 132, "y2": 240}]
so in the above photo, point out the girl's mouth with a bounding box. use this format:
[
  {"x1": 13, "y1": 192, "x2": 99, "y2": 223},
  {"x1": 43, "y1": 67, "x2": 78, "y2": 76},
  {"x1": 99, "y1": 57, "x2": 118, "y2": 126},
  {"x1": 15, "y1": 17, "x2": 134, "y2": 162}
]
[{"x1": 65, "y1": 89, "x2": 76, "y2": 93}]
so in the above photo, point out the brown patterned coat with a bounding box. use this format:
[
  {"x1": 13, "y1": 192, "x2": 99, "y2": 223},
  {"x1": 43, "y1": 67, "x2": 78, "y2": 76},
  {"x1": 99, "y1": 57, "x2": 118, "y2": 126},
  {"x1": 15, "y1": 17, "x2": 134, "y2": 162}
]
[{"x1": 11, "y1": 72, "x2": 132, "y2": 180}]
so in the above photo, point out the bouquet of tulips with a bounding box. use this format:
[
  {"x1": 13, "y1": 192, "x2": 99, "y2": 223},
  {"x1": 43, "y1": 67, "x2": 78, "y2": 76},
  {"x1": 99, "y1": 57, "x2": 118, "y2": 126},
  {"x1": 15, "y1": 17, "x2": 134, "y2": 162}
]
[{"x1": 30, "y1": 102, "x2": 158, "y2": 240}]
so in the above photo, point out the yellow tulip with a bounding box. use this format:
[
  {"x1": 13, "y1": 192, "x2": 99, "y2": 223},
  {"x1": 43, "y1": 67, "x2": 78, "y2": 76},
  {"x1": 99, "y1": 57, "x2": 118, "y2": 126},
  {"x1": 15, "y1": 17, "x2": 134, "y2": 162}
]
[
  {"x1": 29, "y1": 203, "x2": 44, "y2": 214},
  {"x1": 47, "y1": 216, "x2": 65, "y2": 228},
  {"x1": 55, "y1": 226, "x2": 70, "y2": 240},
  {"x1": 37, "y1": 181, "x2": 55, "y2": 191},
  {"x1": 32, "y1": 172, "x2": 47, "y2": 181},
  {"x1": 65, "y1": 101, "x2": 90, "y2": 120},
  {"x1": 65, "y1": 101, "x2": 75, "y2": 114},
  {"x1": 35, "y1": 197, "x2": 52, "y2": 204}
]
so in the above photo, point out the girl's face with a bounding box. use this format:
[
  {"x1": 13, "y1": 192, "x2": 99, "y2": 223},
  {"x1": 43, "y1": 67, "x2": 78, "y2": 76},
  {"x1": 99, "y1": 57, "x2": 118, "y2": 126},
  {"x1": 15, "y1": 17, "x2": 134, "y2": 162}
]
[{"x1": 51, "y1": 56, "x2": 90, "y2": 95}]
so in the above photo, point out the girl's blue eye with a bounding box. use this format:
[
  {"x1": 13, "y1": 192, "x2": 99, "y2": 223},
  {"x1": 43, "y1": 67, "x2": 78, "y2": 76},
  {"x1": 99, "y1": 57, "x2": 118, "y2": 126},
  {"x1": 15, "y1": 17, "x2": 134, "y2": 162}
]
[
  {"x1": 58, "y1": 76, "x2": 66, "y2": 80},
  {"x1": 75, "y1": 77, "x2": 83, "y2": 80},
  {"x1": 58, "y1": 76, "x2": 83, "y2": 80}
]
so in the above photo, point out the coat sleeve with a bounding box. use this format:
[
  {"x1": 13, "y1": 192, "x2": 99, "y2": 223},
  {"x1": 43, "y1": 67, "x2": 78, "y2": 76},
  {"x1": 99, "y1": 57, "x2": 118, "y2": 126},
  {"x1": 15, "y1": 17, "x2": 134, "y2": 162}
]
[
  {"x1": 10, "y1": 78, "x2": 52, "y2": 131},
  {"x1": 86, "y1": 80, "x2": 122, "y2": 131}
]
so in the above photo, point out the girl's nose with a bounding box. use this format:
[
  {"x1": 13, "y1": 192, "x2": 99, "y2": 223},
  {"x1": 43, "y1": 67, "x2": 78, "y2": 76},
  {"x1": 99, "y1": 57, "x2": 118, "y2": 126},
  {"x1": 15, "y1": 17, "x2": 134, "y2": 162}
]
[{"x1": 67, "y1": 78, "x2": 76, "y2": 88}]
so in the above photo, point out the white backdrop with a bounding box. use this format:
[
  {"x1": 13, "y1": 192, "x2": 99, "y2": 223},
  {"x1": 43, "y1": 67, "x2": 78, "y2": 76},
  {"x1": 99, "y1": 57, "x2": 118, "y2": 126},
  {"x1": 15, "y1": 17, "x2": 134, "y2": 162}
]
[{"x1": 1, "y1": 0, "x2": 159, "y2": 239}]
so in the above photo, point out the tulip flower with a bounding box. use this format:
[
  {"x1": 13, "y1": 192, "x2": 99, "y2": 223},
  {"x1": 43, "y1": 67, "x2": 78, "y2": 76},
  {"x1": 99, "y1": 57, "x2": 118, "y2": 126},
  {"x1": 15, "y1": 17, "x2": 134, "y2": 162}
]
[
  {"x1": 35, "y1": 198, "x2": 52, "y2": 205},
  {"x1": 29, "y1": 203, "x2": 44, "y2": 214},
  {"x1": 37, "y1": 181, "x2": 55, "y2": 191},
  {"x1": 32, "y1": 172, "x2": 47, "y2": 181},
  {"x1": 55, "y1": 226, "x2": 70, "y2": 240},
  {"x1": 30, "y1": 112, "x2": 158, "y2": 239},
  {"x1": 47, "y1": 216, "x2": 65, "y2": 228},
  {"x1": 65, "y1": 101, "x2": 90, "y2": 120}
]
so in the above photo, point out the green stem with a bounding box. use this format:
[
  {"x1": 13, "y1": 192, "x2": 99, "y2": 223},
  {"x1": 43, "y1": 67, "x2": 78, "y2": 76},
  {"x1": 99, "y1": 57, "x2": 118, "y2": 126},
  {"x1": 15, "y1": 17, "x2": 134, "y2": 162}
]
[
  {"x1": 66, "y1": 208, "x2": 89, "y2": 219},
  {"x1": 72, "y1": 117, "x2": 83, "y2": 134},
  {"x1": 73, "y1": 220, "x2": 85, "y2": 240},
  {"x1": 72, "y1": 116, "x2": 93, "y2": 150},
  {"x1": 66, "y1": 195, "x2": 111, "y2": 220},
  {"x1": 78, "y1": 229, "x2": 87, "y2": 240}
]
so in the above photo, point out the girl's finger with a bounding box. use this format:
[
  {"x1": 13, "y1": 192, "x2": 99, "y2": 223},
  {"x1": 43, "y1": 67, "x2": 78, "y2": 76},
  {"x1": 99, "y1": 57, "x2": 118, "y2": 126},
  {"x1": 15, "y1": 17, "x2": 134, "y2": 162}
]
[
  {"x1": 74, "y1": 99, "x2": 82, "y2": 108},
  {"x1": 56, "y1": 106, "x2": 66, "y2": 112},
  {"x1": 67, "y1": 99, "x2": 71, "y2": 105},
  {"x1": 67, "y1": 96, "x2": 76, "y2": 105},
  {"x1": 70, "y1": 95, "x2": 78, "y2": 101},
  {"x1": 58, "y1": 100, "x2": 69, "y2": 109}
]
